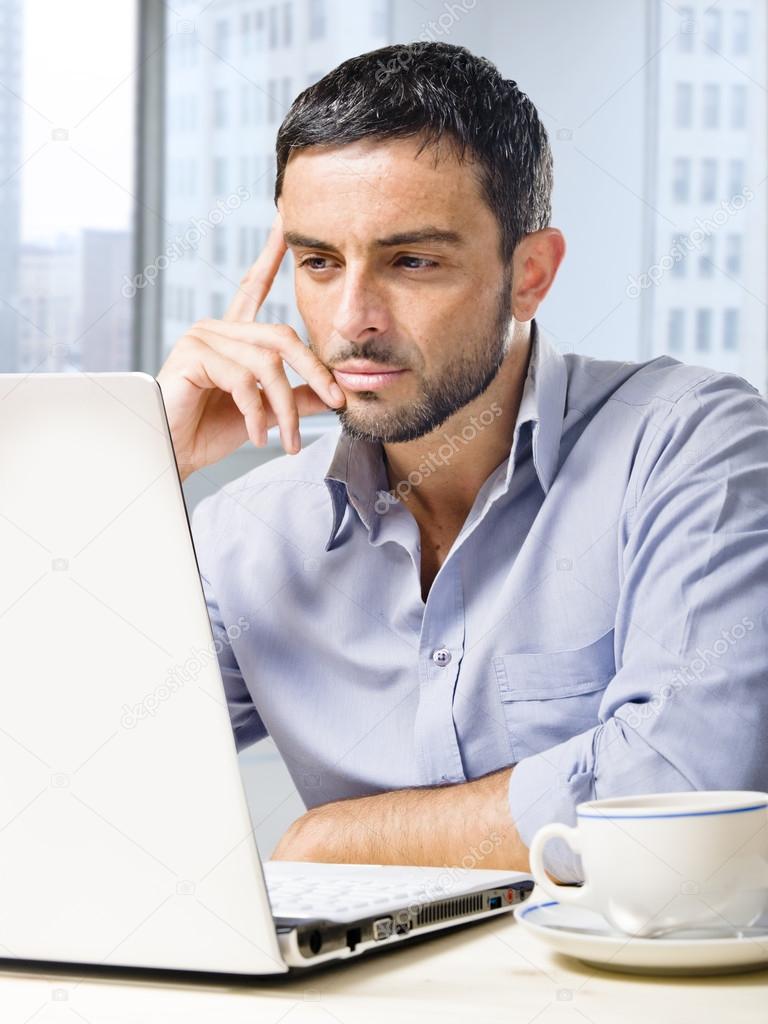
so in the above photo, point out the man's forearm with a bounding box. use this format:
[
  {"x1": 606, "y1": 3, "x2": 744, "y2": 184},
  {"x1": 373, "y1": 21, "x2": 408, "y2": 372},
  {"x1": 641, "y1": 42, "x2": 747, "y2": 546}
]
[{"x1": 271, "y1": 766, "x2": 530, "y2": 871}]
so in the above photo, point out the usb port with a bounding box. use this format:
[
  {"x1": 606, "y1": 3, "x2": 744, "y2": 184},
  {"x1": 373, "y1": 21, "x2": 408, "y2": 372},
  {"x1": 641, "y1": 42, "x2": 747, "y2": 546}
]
[{"x1": 373, "y1": 916, "x2": 394, "y2": 940}]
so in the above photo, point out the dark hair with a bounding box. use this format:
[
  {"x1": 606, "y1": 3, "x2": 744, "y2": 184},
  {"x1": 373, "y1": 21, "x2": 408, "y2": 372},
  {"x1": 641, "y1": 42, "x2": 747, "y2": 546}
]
[{"x1": 275, "y1": 41, "x2": 553, "y2": 263}]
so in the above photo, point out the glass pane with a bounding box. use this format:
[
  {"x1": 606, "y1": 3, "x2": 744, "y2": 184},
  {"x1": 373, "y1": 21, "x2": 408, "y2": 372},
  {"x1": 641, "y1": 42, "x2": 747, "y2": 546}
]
[
  {"x1": 3, "y1": 0, "x2": 137, "y2": 373},
  {"x1": 160, "y1": 0, "x2": 768, "y2": 460}
]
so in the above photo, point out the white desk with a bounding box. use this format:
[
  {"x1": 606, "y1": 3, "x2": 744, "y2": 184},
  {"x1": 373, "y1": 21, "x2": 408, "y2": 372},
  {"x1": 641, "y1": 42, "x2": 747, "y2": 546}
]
[{"x1": 0, "y1": 888, "x2": 765, "y2": 1023}]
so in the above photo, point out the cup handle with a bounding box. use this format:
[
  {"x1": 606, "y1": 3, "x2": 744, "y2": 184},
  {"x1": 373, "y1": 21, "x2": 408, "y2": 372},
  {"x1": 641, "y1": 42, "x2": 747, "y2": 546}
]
[{"x1": 528, "y1": 822, "x2": 594, "y2": 907}]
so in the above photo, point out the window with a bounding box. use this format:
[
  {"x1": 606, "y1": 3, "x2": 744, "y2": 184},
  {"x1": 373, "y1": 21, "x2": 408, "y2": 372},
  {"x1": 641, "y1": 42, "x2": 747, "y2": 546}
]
[
  {"x1": 695, "y1": 309, "x2": 713, "y2": 352},
  {"x1": 700, "y1": 158, "x2": 717, "y2": 202},
  {"x1": 268, "y1": 5, "x2": 279, "y2": 48},
  {"x1": 728, "y1": 158, "x2": 745, "y2": 196},
  {"x1": 256, "y1": 85, "x2": 266, "y2": 124},
  {"x1": 281, "y1": 76, "x2": 293, "y2": 115},
  {"x1": 703, "y1": 9, "x2": 722, "y2": 50},
  {"x1": 733, "y1": 11, "x2": 749, "y2": 55},
  {"x1": 254, "y1": 9, "x2": 265, "y2": 50},
  {"x1": 674, "y1": 82, "x2": 693, "y2": 128},
  {"x1": 668, "y1": 309, "x2": 685, "y2": 353},
  {"x1": 213, "y1": 225, "x2": 227, "y2": 266},
  {"x1": 308, "y1": 0, "x2": 326, "y2": 40},
  {"x1": 215, "y1": 17, "x2": 230, "y2": 58},
  {"x1": 725, "y1": 234, "x2": 742, "y2": 276},
  {"x1": 8, "y1": 1, "x2": 137, "y2": 373},
  {"x1": 730, "y1": 84, "x2": 747, "y2": 129},
  {"x1": 213, "y1": 156, "x2": 227, "y2": 195},
  {"x1": 157, "y1": 0, "x2": 768, "y2": 449},
  {"x1": 698, "y1": 235, "x2": 715, "y2": 278},
  {"x1": 213, "y1": 88, "x2": 228, "y2": 129},
  {"x1": 723, "y1": 308, "x2": 739, "y2": 350},
  {"x1": 702, "y1": 83, "x2": 719, "y2": 129},
  {"x1": 670, "y1": 233, "x2": 687, "y2": 277},
  {"x1": 265, "y1": 153, "x2": 276, "y2": 198},
  {"x1": 241, "y1": 12, "x2": 252, "y2": 54},
  {"x1": 672, "y1": 157, "x2": 691, "y2": 202},
  {"x1": 677, "y1": 6, "x2": 694, "y2": 52}
]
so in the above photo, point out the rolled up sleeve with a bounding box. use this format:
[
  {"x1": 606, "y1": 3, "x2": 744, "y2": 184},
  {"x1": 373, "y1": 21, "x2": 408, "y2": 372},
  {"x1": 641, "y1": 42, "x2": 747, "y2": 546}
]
[{"x1": 508, "y1": 373, "x2": 768, "y2": 883}]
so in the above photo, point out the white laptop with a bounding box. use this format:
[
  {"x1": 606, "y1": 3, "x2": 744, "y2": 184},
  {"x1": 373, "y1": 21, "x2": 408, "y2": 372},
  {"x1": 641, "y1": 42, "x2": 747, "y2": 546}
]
[{"x1": 0, "y1": 371, "x2": 532, "y2": 975}]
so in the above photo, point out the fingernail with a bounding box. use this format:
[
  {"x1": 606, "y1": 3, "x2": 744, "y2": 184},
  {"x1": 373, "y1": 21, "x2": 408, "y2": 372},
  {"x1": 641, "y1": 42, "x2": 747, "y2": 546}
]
[{"x1": 329, "y1": 383, "x2": 345, "y2": 403}]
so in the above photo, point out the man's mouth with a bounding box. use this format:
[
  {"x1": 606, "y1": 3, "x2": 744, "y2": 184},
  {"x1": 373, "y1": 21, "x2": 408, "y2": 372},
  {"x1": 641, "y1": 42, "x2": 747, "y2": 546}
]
[{"x1": 331, "y1": 361, "x2": 408, "y2": 393}]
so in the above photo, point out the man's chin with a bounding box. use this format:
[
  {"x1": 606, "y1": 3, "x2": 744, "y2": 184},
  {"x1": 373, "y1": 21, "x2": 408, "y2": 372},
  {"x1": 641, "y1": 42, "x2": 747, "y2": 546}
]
[
  {"x1": 334, "y1": 403, "x2": 401, "y2": 444},
  {"x1": 335, "y1": 401, "x2": 450, "y2": 445}
]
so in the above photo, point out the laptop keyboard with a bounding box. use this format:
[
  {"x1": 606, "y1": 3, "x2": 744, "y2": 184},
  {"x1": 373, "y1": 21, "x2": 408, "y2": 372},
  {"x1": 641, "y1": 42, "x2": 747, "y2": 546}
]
[
  {"x1": 266, "y1": 872, "x2": 433, "y2": 918},
  {"x1": 262, "y1": 861, "x2": 518, "y2": 921}
]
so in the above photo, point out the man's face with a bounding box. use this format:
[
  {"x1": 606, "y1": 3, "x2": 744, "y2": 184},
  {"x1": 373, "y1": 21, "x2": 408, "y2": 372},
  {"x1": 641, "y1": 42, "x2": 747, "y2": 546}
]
[{"x1": 279, "y1": 135, "x2": 514, "y2": 443}]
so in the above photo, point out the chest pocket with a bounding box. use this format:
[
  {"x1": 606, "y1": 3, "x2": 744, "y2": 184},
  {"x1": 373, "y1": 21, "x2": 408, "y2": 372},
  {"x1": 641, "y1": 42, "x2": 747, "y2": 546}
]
[{"x1": 492, "y1": 629, "x2": 615, "y2": 762}]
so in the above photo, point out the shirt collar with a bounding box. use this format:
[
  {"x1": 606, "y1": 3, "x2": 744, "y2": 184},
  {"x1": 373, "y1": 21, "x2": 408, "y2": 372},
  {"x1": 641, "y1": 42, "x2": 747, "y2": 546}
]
[{"x1": 323, "y1": 318, "x2": 567, "y2": 551}]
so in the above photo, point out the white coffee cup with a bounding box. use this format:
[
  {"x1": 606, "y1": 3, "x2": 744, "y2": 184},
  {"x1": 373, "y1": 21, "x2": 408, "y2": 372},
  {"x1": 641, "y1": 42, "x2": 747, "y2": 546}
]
[{"x1": 528, "y1": 791, "x2": 768, "y2": 936}]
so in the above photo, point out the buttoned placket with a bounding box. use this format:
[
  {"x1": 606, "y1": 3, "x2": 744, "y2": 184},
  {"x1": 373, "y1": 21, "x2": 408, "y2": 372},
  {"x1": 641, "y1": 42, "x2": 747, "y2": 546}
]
[{"x1": 362, "y1": 419, "x2": 540, "y2": 788}]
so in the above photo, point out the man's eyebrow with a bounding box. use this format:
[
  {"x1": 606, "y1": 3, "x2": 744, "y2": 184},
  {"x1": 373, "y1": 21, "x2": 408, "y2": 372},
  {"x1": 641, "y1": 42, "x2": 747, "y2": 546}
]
[
  {"x1": 374, "y1": 228, "x2": 464, "y2": 247},
  {"x1": 283, "y1": 227, "x2": 464, "y2": 250}
]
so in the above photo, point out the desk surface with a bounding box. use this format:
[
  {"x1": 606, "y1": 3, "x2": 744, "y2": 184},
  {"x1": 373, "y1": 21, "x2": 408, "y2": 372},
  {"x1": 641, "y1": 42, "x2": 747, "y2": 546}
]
[{"x1": 1, "y1": 888, "x2": 765, "y2": 1023}]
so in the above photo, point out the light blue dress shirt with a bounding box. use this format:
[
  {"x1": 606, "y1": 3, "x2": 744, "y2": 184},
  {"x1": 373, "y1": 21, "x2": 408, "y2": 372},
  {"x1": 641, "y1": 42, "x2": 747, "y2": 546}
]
[{"x1": 190, "y1": 319, "x2": 768, "y2": 881}]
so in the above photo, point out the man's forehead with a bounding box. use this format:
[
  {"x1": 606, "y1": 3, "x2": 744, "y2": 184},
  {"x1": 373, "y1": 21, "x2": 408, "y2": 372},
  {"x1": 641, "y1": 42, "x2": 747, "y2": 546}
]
[
  {"x1": 281, "y1": 135, "x2": 480, "y2": 203},
  {"x1": 279, "y1": 138, "x2": 486, "y2": 246}
]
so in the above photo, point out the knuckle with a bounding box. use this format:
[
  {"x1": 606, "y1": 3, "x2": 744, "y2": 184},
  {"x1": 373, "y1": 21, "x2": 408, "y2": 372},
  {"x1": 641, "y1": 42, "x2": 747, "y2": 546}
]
[
  {"x1": 273, "y1": 323, "x2": 295, "y2": 343},
  {"x1": 179, "y1": 334, "x2": 204, "y2": 355},
  {"x1": 254, "y1": 345, "x2": 281, "y2": 364}
]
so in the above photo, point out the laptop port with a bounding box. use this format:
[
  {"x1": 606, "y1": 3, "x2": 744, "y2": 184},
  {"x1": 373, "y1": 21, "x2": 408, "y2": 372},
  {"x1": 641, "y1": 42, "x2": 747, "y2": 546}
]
[
  {"x1": 394, "y1": 921, "x2": 410, "y2": 935},
  {"x1": 346, "y1": 927, "x2": 362, "y2": 951},
  {"x1": 308, "y1": 930, "x2": 323, "y2": 955},
  {"x1": 372, "y1": 916, "x2": 394, "y2": 940},
  {"x1": 488, "y1": 896, "x2": 502, "y2": 910}
]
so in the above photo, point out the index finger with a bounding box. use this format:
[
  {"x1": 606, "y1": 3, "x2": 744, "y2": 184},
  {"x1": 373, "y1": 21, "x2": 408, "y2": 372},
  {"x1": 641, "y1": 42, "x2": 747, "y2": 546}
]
[{"x1": 223, "y1": 214, "x2": 287, "y2": 323}]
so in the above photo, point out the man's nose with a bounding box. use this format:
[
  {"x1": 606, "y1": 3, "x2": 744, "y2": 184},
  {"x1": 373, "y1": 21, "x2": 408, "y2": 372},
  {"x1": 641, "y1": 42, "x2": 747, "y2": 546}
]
[{"x1": 330, "y1": 267, "x2": 391, "y2": 341}]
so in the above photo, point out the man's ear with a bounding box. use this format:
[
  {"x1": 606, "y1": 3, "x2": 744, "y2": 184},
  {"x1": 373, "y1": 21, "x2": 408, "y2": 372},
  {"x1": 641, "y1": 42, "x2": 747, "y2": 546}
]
[{"x1": 511, "y1": 228, "x2": 566, "y2": 322}]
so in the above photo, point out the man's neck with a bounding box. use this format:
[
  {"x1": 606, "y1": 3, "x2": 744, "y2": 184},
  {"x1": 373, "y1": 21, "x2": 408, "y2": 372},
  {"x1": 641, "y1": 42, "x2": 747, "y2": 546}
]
[{"x1": 382, "y1": 320, "x2": 533, "y2": 529}]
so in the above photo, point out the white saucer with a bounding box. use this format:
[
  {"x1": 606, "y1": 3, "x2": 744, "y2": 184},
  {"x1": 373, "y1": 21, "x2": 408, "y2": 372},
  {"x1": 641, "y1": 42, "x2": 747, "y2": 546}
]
[{"x1": 514, "y1": 899, "x2": 768, "y2": 975}]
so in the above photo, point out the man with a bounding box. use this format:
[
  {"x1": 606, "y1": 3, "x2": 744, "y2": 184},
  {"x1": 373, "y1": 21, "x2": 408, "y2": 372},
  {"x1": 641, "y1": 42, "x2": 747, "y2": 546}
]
[{"x1": 157, "y1": 42, "x2": 768, "y2": 883}]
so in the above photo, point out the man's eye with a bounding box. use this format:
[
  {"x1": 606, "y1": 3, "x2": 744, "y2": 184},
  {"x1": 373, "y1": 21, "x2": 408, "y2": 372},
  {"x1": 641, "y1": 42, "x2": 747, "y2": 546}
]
[
  {"x1": 298, "y1": 256, "x2": 332, "y2": 271},
  {"x1": 396, "y1": 256, "x2": 438, "y2": 270}
]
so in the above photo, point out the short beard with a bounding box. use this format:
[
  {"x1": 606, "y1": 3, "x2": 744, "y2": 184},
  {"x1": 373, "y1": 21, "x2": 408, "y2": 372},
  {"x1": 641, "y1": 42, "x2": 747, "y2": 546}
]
[{"x1": 335, "y1": 270, "x2": 513, "y2": 444}]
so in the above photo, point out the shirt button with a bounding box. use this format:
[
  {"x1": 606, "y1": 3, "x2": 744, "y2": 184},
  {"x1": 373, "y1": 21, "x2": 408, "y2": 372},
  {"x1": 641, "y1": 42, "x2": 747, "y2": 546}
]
[{"x1": 432, "y1": 647, "x2": 452, "y2": 667}]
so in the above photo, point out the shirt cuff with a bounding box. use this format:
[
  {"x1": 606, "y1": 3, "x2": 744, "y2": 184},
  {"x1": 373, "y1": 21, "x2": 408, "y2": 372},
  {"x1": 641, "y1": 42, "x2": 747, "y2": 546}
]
[{"x1": 508, "y1": 727, "x2": 601, "y2": 883}]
